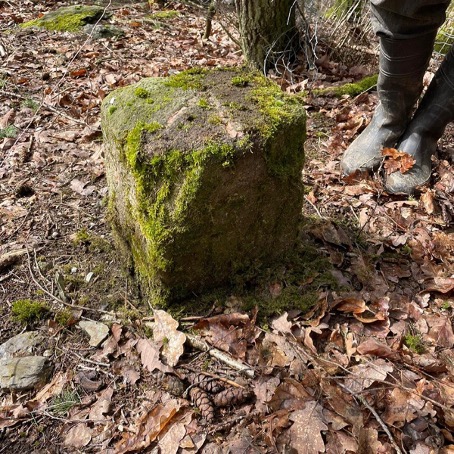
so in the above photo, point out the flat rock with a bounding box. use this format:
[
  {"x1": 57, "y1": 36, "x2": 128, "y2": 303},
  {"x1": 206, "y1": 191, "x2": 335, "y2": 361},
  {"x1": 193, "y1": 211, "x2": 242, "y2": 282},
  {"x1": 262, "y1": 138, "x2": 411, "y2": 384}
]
[
  {"x1": 79, "y1": 320, "x2": 109, "y2": 347},
  {"x1": 0, "y1": 331, "x2": 43, "y2": 359},
  {"x1": 0, "y1": 356, "x2": 52, "y2": 390}
]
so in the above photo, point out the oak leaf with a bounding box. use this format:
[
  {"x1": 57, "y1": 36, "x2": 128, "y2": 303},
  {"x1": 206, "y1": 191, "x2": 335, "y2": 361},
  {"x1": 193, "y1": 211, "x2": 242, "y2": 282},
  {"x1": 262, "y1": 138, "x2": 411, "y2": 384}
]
[{"x1": 382, "y1": 147, "x2": 416, "y2": 175}]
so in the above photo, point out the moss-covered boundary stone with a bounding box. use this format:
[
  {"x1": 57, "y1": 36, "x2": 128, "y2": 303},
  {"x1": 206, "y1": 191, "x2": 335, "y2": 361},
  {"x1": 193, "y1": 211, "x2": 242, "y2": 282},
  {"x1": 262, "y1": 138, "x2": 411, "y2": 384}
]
[
  {"x1": 20, "y1": 5, "x2": 108, "y2": 32},
  {"x1": 101, "y1": 68, "x2": 306, "y2": 306}
]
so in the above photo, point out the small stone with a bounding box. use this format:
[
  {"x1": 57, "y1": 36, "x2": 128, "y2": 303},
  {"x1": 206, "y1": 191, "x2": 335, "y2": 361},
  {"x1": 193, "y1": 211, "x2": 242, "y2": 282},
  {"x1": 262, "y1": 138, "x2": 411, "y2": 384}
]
[
  {"x1": 0, "y1": 331, "x2": 43, "y2": 359},
  {"x1": 0, "y1": 356, "x2": 52, "y2": 390},
  {"x1": 85, "y1": 271, "x2": 94, "y2": 283},
  {"x1": 78, "y1": 320, "x2": 109, "y2": 347},
  {"x1": 84, "y1": 24, "x2": 125, "y2": 39}
]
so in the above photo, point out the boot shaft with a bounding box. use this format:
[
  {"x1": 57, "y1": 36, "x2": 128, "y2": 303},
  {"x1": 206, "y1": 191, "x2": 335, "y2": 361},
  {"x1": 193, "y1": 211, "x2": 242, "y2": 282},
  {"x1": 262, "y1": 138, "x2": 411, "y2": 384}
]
[
  {"x1": 377, "y1": 32, "x2": 437, "y2": 128},
  {"x1": 409, "y1": 44, "x2": 454, "y2": 139}
]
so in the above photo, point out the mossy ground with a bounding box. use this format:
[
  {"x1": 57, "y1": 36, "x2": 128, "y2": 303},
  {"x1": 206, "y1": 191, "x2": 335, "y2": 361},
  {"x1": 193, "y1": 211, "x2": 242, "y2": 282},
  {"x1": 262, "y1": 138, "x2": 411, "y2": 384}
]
[
  {"x1": 312, "y1": 74, "x2": 378, "y2": 97},
  {"x1": 11, "y1": 299, "x2": 50, "y2": 324}
]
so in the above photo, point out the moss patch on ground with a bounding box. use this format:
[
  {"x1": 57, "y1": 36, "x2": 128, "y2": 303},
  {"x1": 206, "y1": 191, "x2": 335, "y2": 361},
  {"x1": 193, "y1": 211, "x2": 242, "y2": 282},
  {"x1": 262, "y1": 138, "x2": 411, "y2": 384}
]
[
  {"x1": 312, "y1": 74, "x2": 378, "y2": 97},
  {"x1": 12, "y1": 299, "x2": 50, "y2": 324},
  {"x1": 20, "y1": 5, "x2": 108, "y2": 32}
]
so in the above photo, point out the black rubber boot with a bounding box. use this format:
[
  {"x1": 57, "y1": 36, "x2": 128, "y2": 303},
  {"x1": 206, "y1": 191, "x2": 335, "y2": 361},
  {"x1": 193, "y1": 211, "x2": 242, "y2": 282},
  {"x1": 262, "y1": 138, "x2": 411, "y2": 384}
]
[
  {"x1": 385, "y1": 45, "x2": 454, "y2": 194},
  {"x1": 340, "y1": 32, "x2": 437, "y2": 176}
]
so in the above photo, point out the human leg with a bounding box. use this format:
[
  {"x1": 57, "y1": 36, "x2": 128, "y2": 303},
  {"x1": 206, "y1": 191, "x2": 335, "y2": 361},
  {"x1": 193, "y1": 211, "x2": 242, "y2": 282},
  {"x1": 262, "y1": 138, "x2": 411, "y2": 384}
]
[
  {"x1": 340, "y1": 0, "x2": 450, "y2": 176},
  {"x1": 385, "y1": 44, "x2": 454, "y2": 193}
]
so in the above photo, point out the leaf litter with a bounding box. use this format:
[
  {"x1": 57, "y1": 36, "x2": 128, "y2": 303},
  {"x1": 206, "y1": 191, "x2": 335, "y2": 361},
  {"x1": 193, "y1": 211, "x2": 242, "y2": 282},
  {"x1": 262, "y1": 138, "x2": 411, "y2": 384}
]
[{"x1": 0, "y1": 0, "x2": 453, "y2": 453}]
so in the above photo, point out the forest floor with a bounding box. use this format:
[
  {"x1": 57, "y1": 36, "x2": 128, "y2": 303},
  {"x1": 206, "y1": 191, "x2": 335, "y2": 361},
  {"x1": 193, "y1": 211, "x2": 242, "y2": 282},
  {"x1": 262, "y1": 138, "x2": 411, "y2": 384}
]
[{"x1": 0, "y1": 1, "x2": 453, "y2": 453}]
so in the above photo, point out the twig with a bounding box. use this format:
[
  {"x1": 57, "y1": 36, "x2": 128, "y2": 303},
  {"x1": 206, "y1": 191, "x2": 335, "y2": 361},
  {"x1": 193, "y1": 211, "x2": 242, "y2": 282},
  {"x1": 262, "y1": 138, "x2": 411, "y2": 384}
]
[
  {"x1": 186, "y1": 333, "x2": 255, "y2": 378},
  {"x1": 180, "y1": 365, "x2": 245, "y2": 388},
  {"x1": 26, "y1": 248, "x2": 114, "y2": 315},
  {"x1": 62, "y1": 347, "x2": 110, "y2": 368},
  {"x1": 0, "y1": 91, "x2": 87, "y2": 125},
  {"x1": 304, "y1": 194, "x2": 324, "y2": 218},
  {"x1": 338, "y1": 382, "x2": 404, "y2": 454}
]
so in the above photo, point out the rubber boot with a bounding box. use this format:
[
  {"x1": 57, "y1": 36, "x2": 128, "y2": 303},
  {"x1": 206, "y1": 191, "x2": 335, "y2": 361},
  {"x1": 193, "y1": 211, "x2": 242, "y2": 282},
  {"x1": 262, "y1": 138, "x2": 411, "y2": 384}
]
[
  {"x1": 340, "y1": 32, "x2": 437, "y2": 176},
  {"x1": 385, "y1": 45, "x2": 454, "y2": 194}
]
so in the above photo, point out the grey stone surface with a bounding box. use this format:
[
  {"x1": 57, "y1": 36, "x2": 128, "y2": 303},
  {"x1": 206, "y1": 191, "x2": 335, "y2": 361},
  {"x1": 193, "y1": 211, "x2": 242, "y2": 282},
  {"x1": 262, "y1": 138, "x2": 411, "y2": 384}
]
[
  {"x1": 78, "y1": 320, "x2": 109, "y2": 347},
  {"x1": 101, "y1": 69, "x2": 306, "y2": 304},
  {"x1": 84, "y1": 24, "x2": 124, "y2": 39},
  {"x1": 0, "y1": 356, "x2": 52, "y2": 390},
  {"x1": 0, "y1": 331, "x2": 43, "y2": 359}
]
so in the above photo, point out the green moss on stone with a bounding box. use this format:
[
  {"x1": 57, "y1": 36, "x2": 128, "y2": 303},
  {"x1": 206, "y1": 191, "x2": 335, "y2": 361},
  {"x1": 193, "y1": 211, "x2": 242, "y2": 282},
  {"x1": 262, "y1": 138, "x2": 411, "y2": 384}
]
[
  {"x1": 249, "y1": 76, "x2": 305, "y2": 179},
  {"x1": 231, "y1": 75, "x2": 250, "y2": 87},
  {"x1": 102, "y1": 69, "x2": 306, "y2": 305},
  {"x1": 20, "y1": 5, "x2": 106, "y2": 32},
  {"x1": 165, "y1": 67, "x2": 207, "y2": 90},
  {"x1": 197, "y1": 98, "x2": 210, "y2": 109},
  {"x1": 108, "y1": 106, "x2": 117, "y2": 115},
  {"x1": 0, "y1": 125, "x2": 18, "y2": 139},
  {"x1": 403, "y1": 334, "x2": 425, "y2": 354},
  {"x1": 135, "y1": 87, "x2": 151, "y2": 99},
  {"x1": 208, "y1": 114, "x2": 222, "y2": 125}
]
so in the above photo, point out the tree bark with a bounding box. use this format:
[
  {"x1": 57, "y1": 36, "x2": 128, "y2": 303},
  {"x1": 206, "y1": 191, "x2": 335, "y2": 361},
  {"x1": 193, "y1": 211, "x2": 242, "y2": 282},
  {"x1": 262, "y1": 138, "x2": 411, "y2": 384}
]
[{"x1": 235, "y1": 0, "x2": 299, "y2": 73}]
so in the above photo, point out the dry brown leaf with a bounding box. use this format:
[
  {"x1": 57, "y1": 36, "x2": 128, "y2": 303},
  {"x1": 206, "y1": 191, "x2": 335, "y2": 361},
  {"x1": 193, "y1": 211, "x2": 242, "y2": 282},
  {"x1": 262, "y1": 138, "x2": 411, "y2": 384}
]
[
  {"x1": 425, "y1": 314, "x2": 454, "y2": 348},
  {"x1": 420, "y1": 190, "x2": 436, "y2": 215},
  {"x1": 123, "y1": 368, "x2": 140, "y2": 385},
  {"x1": 136, "y1": 338, "x2": 172, "y2": 373},
  {"x1": 111, "y1": 323, "x2": 122, "y2": 342},
  {"x1": 422, "y1": 276, "x2": 454, "y2": 295},
  {"x1": 115, "y1": 400, "x2": 182, "y2": 454},
  {"x1": 325, "y1": 430, "x2": 358, "y2": 453},
  {"x1": 331, "y1": 297, "x2": 367, "y2": 314},
  {"x1": 63, "y1": 423, "x2": 92, "y2": 448},
  {"x1": 271, "y1": 312, "x2": 293, "y2": 334},
  {"x1": 29, "y1": 372, "x2": 70, "y2": 409},
  {"x1": 193, "y1": 312, "x2": 253, "y2": 359},
  {"x1": 344, "y1": 359, "x2": 393, "y2": 393},
  {"x1": 254, "y1": 376, "x2": 280, "y2": 413},
  {"x1": 382, "y1": 388, "x2": 422, "y2": 426},
  {"x1": 356, "y1": 338, "x2": 395, "y2": 358},
  {"x1": 88, "y1": 387, "x2": 113, "y2": 421},
  {"x1": 261, "y1": 332, "x2": 294, "y2": 368},
  {"x1": 0, "y1": 108, "x2": 16, "y2": 129},
  {"x1": 382, "y1": 147, "x2": 416, "y2": 175},
  {"x1": 152, "y1": 309, "x2": 186, "y2": 367},
  {"x1": 288, "y1": 402, "x2": 328, "y2": 454},
  {"x1": 268, "y1": 378, "x2": 312, "y2": 413},
  {"x1": 341, "y1": 169, "x2": 371, "y2": 184},
  {"x1": 157, "y1": 419, "x2": 187, "y2": 454}
]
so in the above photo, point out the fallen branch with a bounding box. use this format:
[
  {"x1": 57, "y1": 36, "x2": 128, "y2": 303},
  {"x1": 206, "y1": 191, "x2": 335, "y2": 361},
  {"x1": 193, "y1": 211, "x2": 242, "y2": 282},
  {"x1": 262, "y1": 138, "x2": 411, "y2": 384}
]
[
  {"x1": 186, "y1": 333, "x2": 255, "y2": 378},
  {"x1": 338, "y1": 382, "x2": 404, "y2": 454}
]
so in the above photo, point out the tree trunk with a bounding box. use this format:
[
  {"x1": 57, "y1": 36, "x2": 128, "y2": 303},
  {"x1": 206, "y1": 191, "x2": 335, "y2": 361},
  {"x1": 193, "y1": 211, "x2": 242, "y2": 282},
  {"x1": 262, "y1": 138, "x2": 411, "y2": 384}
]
[{"x1": 235, "y1": 0, "x2": 299, "y2": 73}]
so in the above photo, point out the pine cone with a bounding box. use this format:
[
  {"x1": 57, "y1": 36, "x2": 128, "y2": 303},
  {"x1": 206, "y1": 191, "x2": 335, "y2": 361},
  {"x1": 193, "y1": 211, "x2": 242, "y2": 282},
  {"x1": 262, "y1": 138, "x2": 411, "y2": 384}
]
[
  {"x1": 213, "y1": 387, "x2": 253, "y2": 407},
  {"x1": 189, "y1": 387, "x2": 215, "y2": 422},
  {"x1": 187, "y1": 373, "x2": 224, "y2": 394}
]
